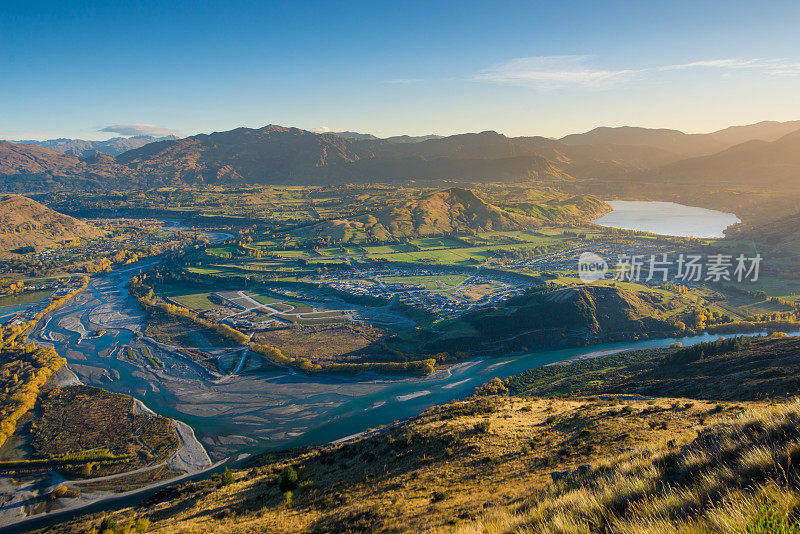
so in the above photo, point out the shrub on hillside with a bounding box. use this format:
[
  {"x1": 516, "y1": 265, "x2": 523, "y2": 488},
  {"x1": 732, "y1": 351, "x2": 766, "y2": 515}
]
[
  {"x1": 279, "y1": 466, "x2": 299, "y2": 491},
  {"x1": 220, "y1": 467, "x2": 234, "y2": 486},
  {"x1": 473, "y1": 377, "x2": 508, "y2": 397}
]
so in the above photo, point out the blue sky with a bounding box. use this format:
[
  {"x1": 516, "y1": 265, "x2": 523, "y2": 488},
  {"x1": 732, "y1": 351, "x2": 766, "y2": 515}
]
[{"x1": 2, "y1": 0, "x2": 799, "y2": 140}]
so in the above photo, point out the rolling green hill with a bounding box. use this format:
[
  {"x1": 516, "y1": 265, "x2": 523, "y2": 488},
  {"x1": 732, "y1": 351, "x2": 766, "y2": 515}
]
[{"x1": 295, "y1": 188, "x2": 609, "y2": 242}]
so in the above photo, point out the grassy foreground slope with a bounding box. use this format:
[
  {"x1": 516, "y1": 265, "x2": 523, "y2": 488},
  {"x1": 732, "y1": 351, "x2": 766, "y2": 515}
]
[
  {"x1": 48, "y1": 395, "x2": 735, "y2": 533},
  {"x1": 463, "y1": 400, "x2": 800, "y2": 533},
  {"x1": 47, "y1": 336, "x2": 800, "y2": 533}
]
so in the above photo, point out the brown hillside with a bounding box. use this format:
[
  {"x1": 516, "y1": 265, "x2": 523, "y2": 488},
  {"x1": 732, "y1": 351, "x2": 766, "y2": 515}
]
[
  {"x1": 0, "y1": 194, "x2": 104, "y2": 253},
  {"x1": 0, "y1": 141, "x2": 152, "y2": 191},
  {"x1": 49, "y1": 393, "x2": 783, "y2": 534},
  {"x1": 117, "y1": 125, "x2": 382, "y2": 185},
  {"x1": 0, "y1": 141, "x2": 82, "y2": 176},
  {"x1": 296, "y1": 188, "x2": 604, "y2": 243},
  {"x1": 375, "y1": 187, "x2": 536, "y2": 237},
  {"x1": 4, "y1": 121, "x2": 799, "y2": 191}
]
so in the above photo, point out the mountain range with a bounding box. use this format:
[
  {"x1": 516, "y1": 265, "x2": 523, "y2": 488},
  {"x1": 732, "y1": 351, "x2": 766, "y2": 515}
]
[
  {"x1": 6, "y1": 135, "x2": 179, "y2": 158},
  {"x1": 0, "y1": 141, "x2": 138, "y2": 190},
  {"x1": 1, "y1": 120, "x2": 799, "y2": 193},
  {"x1": 331, "y1": 131, "x2": 444, "y2": 143}
]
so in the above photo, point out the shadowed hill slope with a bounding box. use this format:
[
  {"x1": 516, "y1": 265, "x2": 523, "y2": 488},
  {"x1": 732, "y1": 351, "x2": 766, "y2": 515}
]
[
  {"x1": 426, "y1": 284, "x2": 684, "y2": 353},
  {"x1": 506, "y1": 336, "x2": 800, "y2": 400},
  {"x1": 639, "y1": 129, "x2": 800, "y2": 189},
  {"x1": 561, "y1": 120, "x2": 800, "y2": 157}
]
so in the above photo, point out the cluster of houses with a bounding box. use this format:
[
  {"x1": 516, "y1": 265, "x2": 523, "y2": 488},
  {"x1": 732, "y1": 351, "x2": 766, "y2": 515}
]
[
  {"x1": 312, "y1": 266, "x2": 531, "y2": 319},
  {"x1": 4, "y1": 223, "x2": 195, "y2": 276},
  {"x1": 512, "y1": 240, "x2": 678, "y2": 285}
]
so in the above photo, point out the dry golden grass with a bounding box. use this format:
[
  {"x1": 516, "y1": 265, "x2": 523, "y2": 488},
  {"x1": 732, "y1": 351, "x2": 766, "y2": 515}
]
[
  {"x1": 456, "y1": 400, "x2": 800, "y2": 534},
  {"x1": 250, "y1": 323, "x2": 388, "y2": 364},
  {"x1": 51, "y1": 395, "x2": 741, "y2": 533}
]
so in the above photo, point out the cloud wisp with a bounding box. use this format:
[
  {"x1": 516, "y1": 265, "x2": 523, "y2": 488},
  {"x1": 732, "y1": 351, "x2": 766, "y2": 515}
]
[
  {"x1": 661, "y1": 58, "x2": 800, "y2": 74},
  {"x1": 384, "y1": 78, "x2": 423, "y2": 84},
  {"x1": 475, "y1": 55, "x2": 642, "y2": 89},
  {"x1": 476, "y1": 55, "x2": 800, "y2": 89},
  {"x1": 100, "y1": 123, "x2": 181, "y2": 137}
]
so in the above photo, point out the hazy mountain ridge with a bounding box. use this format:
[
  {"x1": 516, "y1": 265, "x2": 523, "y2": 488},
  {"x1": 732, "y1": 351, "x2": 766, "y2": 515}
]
[
  {"x1": 330, "y1": 131, "x2": 443, "y2": 143},
  {"x1": 639, "y1": 128, "x2": 800, "y2": 188},
  {"x1": 7, "y1": 135, "x2": 180, "y2": 157},
  {"x1": 329, "y1": 131, "x2": 379, "y2": 141},
  {"x1": 560, "y1": 120, "x2": 800, "y2": 157},
  {"x1": 385, "y1": 134, "x2": 444, "y2": 143}
]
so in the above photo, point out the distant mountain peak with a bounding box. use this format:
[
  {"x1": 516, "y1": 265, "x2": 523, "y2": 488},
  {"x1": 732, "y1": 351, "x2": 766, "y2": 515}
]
[
  {"x1": 258, "y1": 124, "x2": 296, "y2": 133},
  {"x1": 384, "y1": 134, "x2": 443, "y2": 144}
]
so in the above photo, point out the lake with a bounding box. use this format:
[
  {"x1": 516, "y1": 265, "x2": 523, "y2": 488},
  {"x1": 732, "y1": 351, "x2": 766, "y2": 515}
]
[{"x1": 592, "y1": 201, "x2": 740, "y2": 238}]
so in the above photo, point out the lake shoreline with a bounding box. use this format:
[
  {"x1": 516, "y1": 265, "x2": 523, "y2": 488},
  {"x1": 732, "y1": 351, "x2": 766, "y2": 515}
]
[{"x1": 592, "y1": 200, "x2": 741, "y2": 238}]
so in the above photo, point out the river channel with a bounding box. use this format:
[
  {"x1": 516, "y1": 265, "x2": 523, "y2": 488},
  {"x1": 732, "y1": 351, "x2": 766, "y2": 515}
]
[{"x1": 29, "y1": 251, "x2": 774, "y2": 460}]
